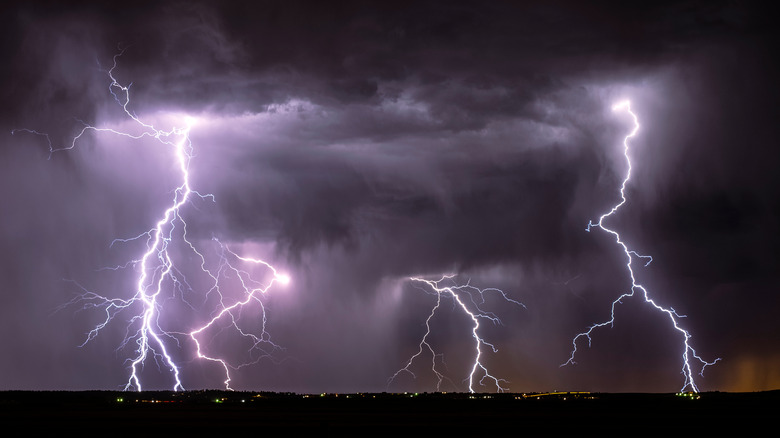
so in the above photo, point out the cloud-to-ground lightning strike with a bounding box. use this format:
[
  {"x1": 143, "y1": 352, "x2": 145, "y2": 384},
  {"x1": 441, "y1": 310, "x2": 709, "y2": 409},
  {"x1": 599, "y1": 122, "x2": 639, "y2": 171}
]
[
  {"x1": 188, "y1": 242, "x2": 290, "y2": 390},
  {"x1": 562, "y1": 100, "x2": 720, "y2": 392},
  {"x1": 389, "y1": 275, "x2": 524, "y2": 393},
  {"x1": 13, "y1": 52, "x2": 289, "y2": 391}
]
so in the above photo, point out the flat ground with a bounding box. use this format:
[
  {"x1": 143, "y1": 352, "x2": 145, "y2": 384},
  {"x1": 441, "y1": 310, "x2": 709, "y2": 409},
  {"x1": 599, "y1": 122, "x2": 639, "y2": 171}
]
[{"x1": 1, "y1": 390, "x2": 775, "y2": 433}]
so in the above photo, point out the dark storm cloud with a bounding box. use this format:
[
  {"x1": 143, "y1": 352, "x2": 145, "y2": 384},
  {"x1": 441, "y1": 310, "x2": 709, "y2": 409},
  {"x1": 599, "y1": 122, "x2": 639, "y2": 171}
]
[{"x1": 1, "y1": 1, "x2": 777, "y2": 392}]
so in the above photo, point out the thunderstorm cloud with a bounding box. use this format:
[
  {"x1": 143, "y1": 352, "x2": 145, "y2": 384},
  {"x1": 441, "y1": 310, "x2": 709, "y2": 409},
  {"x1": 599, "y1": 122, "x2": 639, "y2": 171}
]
[{"x1": 0, "y1": 1, "x2": 777, "y2": 392}]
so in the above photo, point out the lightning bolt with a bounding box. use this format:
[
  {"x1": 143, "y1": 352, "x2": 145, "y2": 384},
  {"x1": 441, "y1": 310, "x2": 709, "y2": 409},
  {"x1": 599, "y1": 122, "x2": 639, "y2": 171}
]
[
  {"x1": 562, "y1": 100, "x2": 720, "y2": 392},
  {"x1": 14, "y1": 50, "x2": 288, "y2": 391},
  {"x1": 389, "y1": 275, "x2": 524, "y2": 393},
  {"x1": 188, "y1": 240, "x2": 289, "y2": 391}
]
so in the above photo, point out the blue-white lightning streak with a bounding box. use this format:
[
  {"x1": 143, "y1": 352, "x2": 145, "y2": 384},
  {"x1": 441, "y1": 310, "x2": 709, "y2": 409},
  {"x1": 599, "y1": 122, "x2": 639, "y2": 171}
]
[
  {"x1": 14, "y1": 52, "x2": 288, "y2": 391},
  {"x1": 562, "y1": 100, "x2": 720, "y2": 392},
  {"x1": 188, "y1": 242, "x2": 289, "y2": 390},
  {"x1": 389, "y1": 275, "x2": 524, "y2": 393}
]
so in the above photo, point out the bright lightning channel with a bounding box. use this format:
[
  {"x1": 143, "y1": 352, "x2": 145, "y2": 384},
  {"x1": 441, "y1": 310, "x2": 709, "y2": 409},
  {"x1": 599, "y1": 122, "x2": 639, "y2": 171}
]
[
  {"x1": 562, "y1": 100, "x2": 720, "y2": 392},
  {"x1": 389, "y1": 275, "x2": 524, "y2": 393},
  {"x1": 14, "y1": 51, "x2": 289, "y2": 391}
]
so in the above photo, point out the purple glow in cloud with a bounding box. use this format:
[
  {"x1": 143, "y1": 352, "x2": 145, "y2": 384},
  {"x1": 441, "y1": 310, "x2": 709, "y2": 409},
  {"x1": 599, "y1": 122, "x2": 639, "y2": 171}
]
[
  {"x1": 3, "y1": 2, "x2": 775, "y2": 394},
  {"x1": 15, "y1": 52, "x2": 290, "y2": 391}
]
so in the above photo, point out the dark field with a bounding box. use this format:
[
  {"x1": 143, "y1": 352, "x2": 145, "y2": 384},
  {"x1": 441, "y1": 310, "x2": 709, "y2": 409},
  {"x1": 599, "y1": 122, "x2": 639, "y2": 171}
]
[{"x1": 1, "y1": 390, "x2": 775, "y2": 433}]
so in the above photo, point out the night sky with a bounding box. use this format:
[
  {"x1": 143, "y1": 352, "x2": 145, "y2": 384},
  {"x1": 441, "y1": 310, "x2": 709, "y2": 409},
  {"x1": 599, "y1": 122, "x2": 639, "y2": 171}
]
[{"x1": 0, "y1": 1, "x2": 777, "y2": 393}]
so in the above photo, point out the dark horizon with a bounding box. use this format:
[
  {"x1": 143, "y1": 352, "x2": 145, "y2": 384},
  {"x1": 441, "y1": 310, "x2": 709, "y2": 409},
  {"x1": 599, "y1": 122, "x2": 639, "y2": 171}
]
[
  {"x1": 0, "y1": 1, "x2": 777, "y2": 394},
  {"x1": 2, "y1": 389, "x2": 775, "y2": 433}
]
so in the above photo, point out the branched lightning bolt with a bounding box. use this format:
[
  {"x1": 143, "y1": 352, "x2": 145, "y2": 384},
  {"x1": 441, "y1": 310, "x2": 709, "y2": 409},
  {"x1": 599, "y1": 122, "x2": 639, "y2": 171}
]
[
  {"x1": 14, "y1": 51, "x2": 288, "y2": 391},
  {"x1": 389, "y1": 275, "x2": 524, "y2": 393},
  {"x1": 187, "y1": 239, "x2": 290, "y2": 391},
  {"x1": 562, "y1": 100, "x2": 720, "y2": 392}
]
